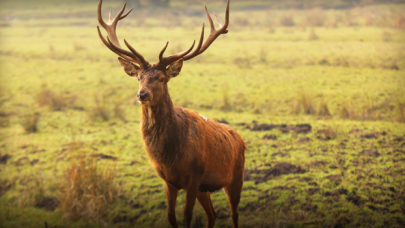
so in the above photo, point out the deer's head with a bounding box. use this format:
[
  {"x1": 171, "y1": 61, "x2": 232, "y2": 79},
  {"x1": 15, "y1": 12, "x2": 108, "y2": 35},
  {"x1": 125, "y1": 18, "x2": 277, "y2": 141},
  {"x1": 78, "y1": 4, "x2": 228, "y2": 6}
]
[{"x1": 97, "y1": 0, "x2": 229, "y2": 106}]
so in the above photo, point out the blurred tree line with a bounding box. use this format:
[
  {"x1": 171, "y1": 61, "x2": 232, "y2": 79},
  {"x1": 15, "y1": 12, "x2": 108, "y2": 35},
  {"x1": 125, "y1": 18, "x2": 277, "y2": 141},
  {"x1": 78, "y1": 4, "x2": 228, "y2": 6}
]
[{"x1": 117, "y1": 0, "x2": 404, "y2": 9}]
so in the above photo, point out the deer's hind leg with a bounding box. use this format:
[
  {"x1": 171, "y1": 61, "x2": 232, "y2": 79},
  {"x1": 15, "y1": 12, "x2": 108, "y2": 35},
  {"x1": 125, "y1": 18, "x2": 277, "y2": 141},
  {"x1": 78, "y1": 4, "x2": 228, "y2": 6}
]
[
  {"x1": 223, "y1": 172, "x2": 243, "y2": 228},
  {"x1": 197, "y1": 191, "x2": 217, "y2": 228}
]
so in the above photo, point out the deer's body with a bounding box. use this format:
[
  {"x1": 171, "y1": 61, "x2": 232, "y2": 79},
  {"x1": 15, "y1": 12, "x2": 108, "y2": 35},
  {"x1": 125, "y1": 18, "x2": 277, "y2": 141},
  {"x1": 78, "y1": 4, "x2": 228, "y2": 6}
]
[
  {"x1": 97, "y1": 1, "x2": 245, "y2": 227},
  {"x1": 142, "y1": 101, "x2": 245, "y2": 191}
]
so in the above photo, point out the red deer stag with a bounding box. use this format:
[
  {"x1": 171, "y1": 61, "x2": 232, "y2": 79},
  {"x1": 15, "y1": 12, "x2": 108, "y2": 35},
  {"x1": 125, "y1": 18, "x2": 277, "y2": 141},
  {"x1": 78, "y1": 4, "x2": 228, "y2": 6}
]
[{"x1": 97, "y1": 0, "x2": 245, "y2": 227}]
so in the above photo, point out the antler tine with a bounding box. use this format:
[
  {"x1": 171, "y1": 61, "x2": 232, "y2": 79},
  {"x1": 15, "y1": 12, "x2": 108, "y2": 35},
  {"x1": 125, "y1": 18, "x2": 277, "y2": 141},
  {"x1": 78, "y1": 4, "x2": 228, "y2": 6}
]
[
  {"x1": 205, "y1": 6, "x2": 216, "y2": 33},
  {"x1": 97, "y1": 0, "x2": 147, "y2": 66},
  {"x1": 158, "y1": 40, "x2": 196, "y2": 67},
  {"x1": 182, "y1": 0, "x2": 230, "y2": 61},
  {"x1": 106, "y1": 36, "x2": 144, "y2": 63},
  {"x1": 158, "y1": 42, "x2": 169, "y2": 63},
  {"x1": 124, "y1": 39, "x2": 147, "y2": 64},
  {"x1": 97, "y1": 26, "x2": 139, "y2": 62}
]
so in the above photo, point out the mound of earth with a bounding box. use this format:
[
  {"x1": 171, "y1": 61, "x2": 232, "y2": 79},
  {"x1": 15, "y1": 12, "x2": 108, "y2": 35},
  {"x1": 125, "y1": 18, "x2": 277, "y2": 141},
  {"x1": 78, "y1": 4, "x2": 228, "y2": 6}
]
[
  {"x1": 247, "y1": 122, "x2": 312, "y2": 134},
  {"x1": 245, "y1": 162, "x2": 306, "y2": 184}
]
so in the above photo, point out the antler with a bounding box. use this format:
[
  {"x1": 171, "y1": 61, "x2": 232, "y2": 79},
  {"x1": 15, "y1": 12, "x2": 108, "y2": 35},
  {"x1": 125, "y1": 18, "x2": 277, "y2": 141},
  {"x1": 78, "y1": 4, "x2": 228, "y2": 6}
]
[
  {"x1": 156, "y1": 0, "x2": 230, "y2": 67},
  {"x1": 97, "y1": 0, "x2": 148, "y2": 66},
  {"x1": 182, "y1": 0, "x2": 230, "y2": 61}
]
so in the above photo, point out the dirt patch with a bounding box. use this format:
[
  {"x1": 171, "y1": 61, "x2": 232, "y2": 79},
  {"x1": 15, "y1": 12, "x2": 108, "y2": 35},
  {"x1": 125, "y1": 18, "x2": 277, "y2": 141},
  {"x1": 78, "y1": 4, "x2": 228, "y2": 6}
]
[
  {"x1": 247, "y1": 122, "x2": 312, "y2": 134},
  {"x1": 334, "y1": 217, "x2": 353, "y2": 228},
  {"x1": 0, "y1": 154, "x2": 11, "y2": 164},
  {"x1": 298, "y1": 137, "x2": 312, "y2": 143},
  {"x1": 129, "y1": 160, "x2": 140, "y2": 166},
  {"x1": 35, "y1": 197, "x2": 60, "y2": 211},
  {"x1": 271, "y1": 150, "x2": 289, "y2": 157},
  {"x1": 280, "y1": 124, "x2": 312, "y2": 134},
  {"x1": 12, "y1": 157, "x2": 30, "y2": 166},
  {"x1": 30, "y1": 159, "x2": 39, "y2": 165},
  {"x1": 316, "y1": 129, "x2": 337, "y2": 140},
  {"x1": 309, "y1": 160, "x2": 329, "y2": 167},
  {"x1": 272, "y1": 185, "x2": 291, "y2": 190},
  {"x1": 393, "y1": 136, "x2": 404, "y2": 142},
  {"x1": 361, "y1": 131, "x2": 386, "y2": 139},
  {"x1": 346, "y1": 195, "x2": 362, "y2": 206},
  {"x1": 263, "y1": 134, "x2": 277, "y2": 140},
  {"x1": 299, "y1": 177, "x2": 313, "y2": 182},
  {"x1": 327, "y1": 175, "x2": 342, "y2": 185},
  {"x1": 359, "y1": 150, "x2": 380, "y2": 157},
  {"x1": 349, "y1": 129, "x2": 363, "y2": 134},
  {"x1": 250, "y1": 123, "x2": 279, "y2": 131},
  {"x1": 301, "y1": 203, "x2": 318, "y2": 212},
  {"x1": 91, "y1": 153, "x2": 118, "y2": 161},
  {"x1": 216, "y1": 209, "x2": 229, "y2": 220},
  {"x1": 294, "y1": 124, "x2": 312, "y2": 133},
  {"x1": 308, "y1": 187, "x2": 320, "y2": 195},
  {"x1": 216, "y1": 119, "x2": 229, "y2": 124},
  {"x1": 246, "y1": 162, "x2": 306, "y2": 184},
  {"x1": 337, "y1": 187, "x2": 348, "y2": 195}
]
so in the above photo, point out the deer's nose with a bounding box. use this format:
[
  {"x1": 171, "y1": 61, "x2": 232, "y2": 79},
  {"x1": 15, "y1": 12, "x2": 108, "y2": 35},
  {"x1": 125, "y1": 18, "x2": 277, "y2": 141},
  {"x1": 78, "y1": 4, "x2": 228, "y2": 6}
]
[{"x1": 137, "y1": 92, "x2": 149, "y2": 101}]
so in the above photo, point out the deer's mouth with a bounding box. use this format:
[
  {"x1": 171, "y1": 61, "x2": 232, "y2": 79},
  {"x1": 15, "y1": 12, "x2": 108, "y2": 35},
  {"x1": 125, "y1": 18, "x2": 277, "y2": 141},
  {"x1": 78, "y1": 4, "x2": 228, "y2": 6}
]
[{"x1": 139, "y1": 100, "x2": 150, "y2": 105}]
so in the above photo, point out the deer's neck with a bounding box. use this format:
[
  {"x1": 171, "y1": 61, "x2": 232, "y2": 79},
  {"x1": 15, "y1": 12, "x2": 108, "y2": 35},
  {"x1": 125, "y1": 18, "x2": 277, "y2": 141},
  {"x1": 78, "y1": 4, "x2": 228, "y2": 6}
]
[{"x1": 140, "y1": 87, "x2": 180, "y2": 166}]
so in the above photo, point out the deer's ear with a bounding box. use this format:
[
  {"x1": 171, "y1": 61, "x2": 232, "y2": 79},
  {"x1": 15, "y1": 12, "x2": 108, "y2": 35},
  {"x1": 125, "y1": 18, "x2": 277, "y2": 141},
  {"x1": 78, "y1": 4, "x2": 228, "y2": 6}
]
[
  {"x1": 118, "y1": 57, "x2": 140, "y2": 77},
  {"x1": 166, "y1": 59, "x2": 183, "y2": 78}
]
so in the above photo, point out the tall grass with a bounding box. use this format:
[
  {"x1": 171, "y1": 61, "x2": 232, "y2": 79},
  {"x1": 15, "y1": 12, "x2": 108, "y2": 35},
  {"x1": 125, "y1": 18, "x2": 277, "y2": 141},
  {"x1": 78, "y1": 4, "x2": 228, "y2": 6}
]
[
  {"x1": 37, "y1": 88, "x2": 76, "y2": 111},
  {"x1": 58, "y1": 141, "x2": 121, "y2": 223},
  {"x1": 19, "y1": 112, "x2": 40, "y2": 133}
]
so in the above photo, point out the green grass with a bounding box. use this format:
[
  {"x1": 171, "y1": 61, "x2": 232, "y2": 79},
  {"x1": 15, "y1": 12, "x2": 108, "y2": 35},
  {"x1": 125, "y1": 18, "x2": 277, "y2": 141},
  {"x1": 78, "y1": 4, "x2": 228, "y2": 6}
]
[{"x1": 0, "y1": 0, "x2": 405, "y2": 227}]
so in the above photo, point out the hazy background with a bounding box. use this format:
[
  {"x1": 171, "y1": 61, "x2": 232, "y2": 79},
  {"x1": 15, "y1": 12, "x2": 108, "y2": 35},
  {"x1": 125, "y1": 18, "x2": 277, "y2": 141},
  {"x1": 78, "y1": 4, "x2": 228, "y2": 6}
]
[{"x1": 0, "y1": 0, "x2": 404, "y2": 227}]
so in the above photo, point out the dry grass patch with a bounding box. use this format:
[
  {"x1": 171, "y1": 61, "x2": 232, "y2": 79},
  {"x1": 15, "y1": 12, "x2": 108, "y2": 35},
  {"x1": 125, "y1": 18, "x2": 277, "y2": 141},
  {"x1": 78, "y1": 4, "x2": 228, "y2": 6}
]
[
  {"x1": 19, "y1": 112, "x2": 40, "y2": 133},
  {"x1": 279, "y1": 15, "x2": 295, "y2": 26},
  {"x1": 58, "y1": 142, "x2": 121, "y2": 223},
  {"x1": 90, "y1": 95, "x2": 110, "y2": 122},
  {"x1": 37, "y1": 88, "x2": 76, "y2": 111},
  {"x1": 292, "y1": 92, "x2": 316, "y2": 115}
]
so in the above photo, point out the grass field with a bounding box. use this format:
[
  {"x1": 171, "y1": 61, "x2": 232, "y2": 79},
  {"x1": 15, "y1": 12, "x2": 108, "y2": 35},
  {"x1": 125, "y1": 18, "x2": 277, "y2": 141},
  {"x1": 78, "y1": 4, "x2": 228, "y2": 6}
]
[{"x1": 0, "y1": 0, "x2": 405, "y2": 227}]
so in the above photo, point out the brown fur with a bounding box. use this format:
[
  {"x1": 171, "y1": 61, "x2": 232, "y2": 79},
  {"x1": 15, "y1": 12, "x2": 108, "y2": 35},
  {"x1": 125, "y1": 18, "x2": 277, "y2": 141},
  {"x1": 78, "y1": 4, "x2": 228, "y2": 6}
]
[
  {"x1": 127, "y1": 60, "x2": 246, "y2": 228},
  {"x1": 97, "y1": 1, "x2": 242, "y2": 225}
]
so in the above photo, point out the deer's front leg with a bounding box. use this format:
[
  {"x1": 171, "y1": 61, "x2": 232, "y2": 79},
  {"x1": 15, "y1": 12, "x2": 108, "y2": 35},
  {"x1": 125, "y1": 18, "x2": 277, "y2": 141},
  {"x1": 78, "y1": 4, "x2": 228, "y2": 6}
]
[
  {"x1": 165, "y1": 182, "x2": 179, "y2": 228},
  {"x1": 184, "y1": 178, "x2": 200, "y2": 228}
]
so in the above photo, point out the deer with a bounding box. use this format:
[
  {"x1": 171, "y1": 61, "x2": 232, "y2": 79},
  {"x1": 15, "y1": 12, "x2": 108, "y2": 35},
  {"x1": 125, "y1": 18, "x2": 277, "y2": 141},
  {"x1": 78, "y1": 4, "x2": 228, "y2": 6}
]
[{"x1": 96, "y1": 0, "x2": 245, "y2": 227}]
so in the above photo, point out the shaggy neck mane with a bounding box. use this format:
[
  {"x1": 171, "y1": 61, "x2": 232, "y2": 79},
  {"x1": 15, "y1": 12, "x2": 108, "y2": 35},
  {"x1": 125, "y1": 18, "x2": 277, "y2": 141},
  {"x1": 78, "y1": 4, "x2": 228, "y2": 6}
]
[{"x1": 141, "y1": 85, "x2": 183, "y2": 166}]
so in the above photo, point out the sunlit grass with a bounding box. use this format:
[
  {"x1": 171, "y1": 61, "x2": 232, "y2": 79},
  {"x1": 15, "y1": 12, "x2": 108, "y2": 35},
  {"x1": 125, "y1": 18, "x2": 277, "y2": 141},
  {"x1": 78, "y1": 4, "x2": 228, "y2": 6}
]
[{"x1": 0, "y1": 1, "x2": 405, "y2": 227}]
